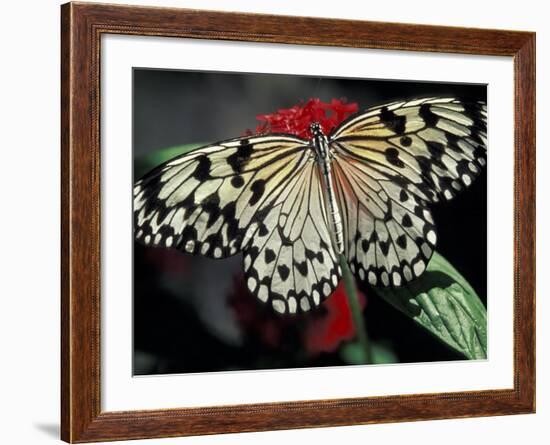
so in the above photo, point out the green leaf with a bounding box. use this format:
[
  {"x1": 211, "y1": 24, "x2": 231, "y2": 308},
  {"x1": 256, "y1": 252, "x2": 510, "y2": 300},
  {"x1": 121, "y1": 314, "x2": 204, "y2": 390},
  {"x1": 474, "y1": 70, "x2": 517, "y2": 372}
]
[
  {"x1": 373, "y1": 252, "x2": 487, "y2": 360},
  {"x1": 341, "y1": 340, "x2": 398, "y2": 365},
  {"x1": 134, "y1": 143, "x2": 205, "y2": 178}
]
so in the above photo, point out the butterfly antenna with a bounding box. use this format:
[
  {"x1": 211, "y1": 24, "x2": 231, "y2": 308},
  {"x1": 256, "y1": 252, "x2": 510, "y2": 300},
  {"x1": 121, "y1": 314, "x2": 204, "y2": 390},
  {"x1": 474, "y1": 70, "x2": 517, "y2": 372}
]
[{"x1": 312, "y1": 77, "x2": 322, "y2": 99}]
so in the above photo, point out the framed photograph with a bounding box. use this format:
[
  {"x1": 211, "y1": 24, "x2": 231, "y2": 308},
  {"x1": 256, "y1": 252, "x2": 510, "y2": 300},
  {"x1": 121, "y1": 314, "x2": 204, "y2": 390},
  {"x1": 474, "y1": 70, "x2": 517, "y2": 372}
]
[{"x1": 61, "y1": 2, "x2": 535, "y2": 442}]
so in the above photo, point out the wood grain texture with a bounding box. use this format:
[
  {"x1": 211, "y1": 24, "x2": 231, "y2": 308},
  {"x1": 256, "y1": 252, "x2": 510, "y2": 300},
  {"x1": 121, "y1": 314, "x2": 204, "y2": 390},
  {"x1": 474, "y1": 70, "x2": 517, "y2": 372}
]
[{"x1": 60, "y1": 2, "x2": 536, "y2": 443}]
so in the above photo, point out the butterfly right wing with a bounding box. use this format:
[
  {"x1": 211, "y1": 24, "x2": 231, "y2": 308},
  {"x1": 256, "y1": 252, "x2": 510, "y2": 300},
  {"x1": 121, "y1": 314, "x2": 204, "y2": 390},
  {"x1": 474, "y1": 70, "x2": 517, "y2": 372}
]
[{"x1": 330, "y1": 97, "x2": 487, "y2": 287}]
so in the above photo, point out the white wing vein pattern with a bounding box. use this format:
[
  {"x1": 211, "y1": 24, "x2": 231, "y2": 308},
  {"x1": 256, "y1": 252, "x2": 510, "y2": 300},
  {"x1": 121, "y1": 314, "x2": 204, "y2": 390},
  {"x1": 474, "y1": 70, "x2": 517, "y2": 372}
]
[{"x1": 133, "y1": 134, "x2": 341, "y2": 314}]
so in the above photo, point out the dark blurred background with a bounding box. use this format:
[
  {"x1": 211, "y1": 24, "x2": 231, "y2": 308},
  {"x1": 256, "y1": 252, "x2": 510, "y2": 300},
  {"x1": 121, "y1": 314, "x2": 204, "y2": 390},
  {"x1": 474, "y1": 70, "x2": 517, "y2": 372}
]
[{"x1": 133, "y1": 68, "x2": 487, "y2": 375}]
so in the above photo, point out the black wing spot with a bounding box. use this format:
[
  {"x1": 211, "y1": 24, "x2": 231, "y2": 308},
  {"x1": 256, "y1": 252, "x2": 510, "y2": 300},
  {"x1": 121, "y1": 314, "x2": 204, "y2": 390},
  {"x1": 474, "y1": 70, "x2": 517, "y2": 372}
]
[
  {"x1": 258, "y1": 223, "x2": 269, "y2": 237},
  {"x1": 400, "y1": 135, "x2": 412, "y2": 146},
  {"x1": 227, "y1": 140, "x2": 254, "y2": 173},
  {"x1": 426, "y1": 141, "x2": 448, "y2": 169},
  {"x1": 249, "y1": 179, "x2": 266, "y2": 206},
  {"x1": 180, "y1": 226, "x2": 198, "y2": 251},
  {"x1": 220, "y1": 201, "x2": 236, "y2": 220},
  {"x1": 193, "y1": 155, "x2": 212, "y2": 181},
  {"x1": 379, "y1": 240, "x2": 390, "y2": 256},
  {"x1": 202, "y1": 192, "x2": 221, "y2": 229},
  {"x1": 385, "y1": 147, "x2": 405, "y2": 168},
  {"x1": 177, "y1": 192, "x2": 196, "y2": 220},
  {"x1": 399, "y1": 189, "x2": 409, "y2": 202},
  {"x1": 392, "y1": 175, "x2": 410, "y2": 188},
  {"x1": 419, "y1": 103, "x2": 439, "y2": 127},
  {"x1": 231, "y1": 175, "x2": 245, "y2": 188},
  {"x1": 413, "y1": 205, "x2": 425, "y2": 218},
  {"x1": 295, "y1": 261, "x2": 308, "y2": 276},
  {"x1": 426, "y1": 141, "x2": 445, "y2": 159},
  {"x1": 277, "y1": 265, "x2": 290, "y2": 281},
  {"x1": 220, "y1": 201, "x2": 240, "y2": 241},
  {"x1": 396, "y1": 234, "x2": 407, "y2": 249},
  {"x1": 402, "y1": 214, "x2": 413, "y2": 228},
  {"x1": 380, "y1": 106, "x2": 406, "y2": 134},
  {"x1": 265, "y1": 248, "x2": 276, "y2": 264},
  {"x1": 445, "y1": 132, "x2": 463, "y2": 153}
]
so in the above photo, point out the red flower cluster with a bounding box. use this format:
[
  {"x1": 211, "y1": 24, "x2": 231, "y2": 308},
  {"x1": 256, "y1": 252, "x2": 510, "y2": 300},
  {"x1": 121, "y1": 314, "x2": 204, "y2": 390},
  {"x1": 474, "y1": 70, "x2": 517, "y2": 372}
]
[{"x1": 254, "y1": 98, "x2": 358, "y2": 138}]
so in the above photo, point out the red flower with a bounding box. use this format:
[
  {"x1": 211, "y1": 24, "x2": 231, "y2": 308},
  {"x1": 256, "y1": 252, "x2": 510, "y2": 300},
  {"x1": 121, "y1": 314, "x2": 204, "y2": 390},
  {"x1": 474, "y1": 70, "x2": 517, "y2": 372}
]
[
  {"x1": 254, "y1": 98, "x2": 358, "y2": 139},
  {"x1": 303, "y1": 282, "x2": 366, "y2": 354}
]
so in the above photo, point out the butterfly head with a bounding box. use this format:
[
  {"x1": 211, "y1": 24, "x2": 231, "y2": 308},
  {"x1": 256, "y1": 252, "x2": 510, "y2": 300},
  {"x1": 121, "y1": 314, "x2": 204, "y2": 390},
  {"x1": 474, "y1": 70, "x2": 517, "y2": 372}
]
[
  {"x1": 310, "y1": 122, "x2": 330, "y2": 162},
  {"x1": 310, "y1": 122, "x2": 323, "y2": 137}
]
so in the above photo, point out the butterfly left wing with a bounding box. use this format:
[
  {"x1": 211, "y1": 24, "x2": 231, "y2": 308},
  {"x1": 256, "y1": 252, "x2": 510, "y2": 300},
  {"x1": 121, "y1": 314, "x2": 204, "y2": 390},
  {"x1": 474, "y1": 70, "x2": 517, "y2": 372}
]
[
  {"x1": 330, "y1": 97, "x2": 487, "y2": 287},
  {"x1": 134, "y1": 135, "x2": 307, "y2": 257},
  {"x1": 134, "y1": 134, "x2": 341, "y2": 313}
]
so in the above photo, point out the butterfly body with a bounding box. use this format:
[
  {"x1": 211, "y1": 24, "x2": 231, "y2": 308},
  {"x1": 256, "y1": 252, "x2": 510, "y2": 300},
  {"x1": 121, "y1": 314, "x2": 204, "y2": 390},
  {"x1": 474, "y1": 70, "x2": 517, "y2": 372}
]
[
  {"x1": 309, "y1": 122, "x2": 345, "y2": 255},
  {"x1": 134, "y1": 97, "x2": 487, "y2": 314}
]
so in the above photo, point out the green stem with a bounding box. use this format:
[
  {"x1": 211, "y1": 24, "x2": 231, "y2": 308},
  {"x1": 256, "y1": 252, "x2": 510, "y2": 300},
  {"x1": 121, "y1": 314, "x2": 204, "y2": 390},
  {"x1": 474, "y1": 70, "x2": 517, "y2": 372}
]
[{"x1": 339, "y1": 255, "x2": 372, "y2": 364}]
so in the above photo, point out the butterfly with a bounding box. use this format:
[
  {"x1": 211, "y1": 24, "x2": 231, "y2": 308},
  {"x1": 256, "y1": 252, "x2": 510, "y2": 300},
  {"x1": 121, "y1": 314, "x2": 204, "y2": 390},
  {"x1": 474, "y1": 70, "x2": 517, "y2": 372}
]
[{"x1": 134, "y1": 97, "x2": 487, "y2": 314}]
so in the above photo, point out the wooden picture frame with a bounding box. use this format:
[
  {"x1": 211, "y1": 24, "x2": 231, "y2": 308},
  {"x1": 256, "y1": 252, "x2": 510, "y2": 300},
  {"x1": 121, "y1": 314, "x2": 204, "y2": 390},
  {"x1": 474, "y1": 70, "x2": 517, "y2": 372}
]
[{"x1": 61, "y1": 2, "x2": 535, "y2": 442}]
